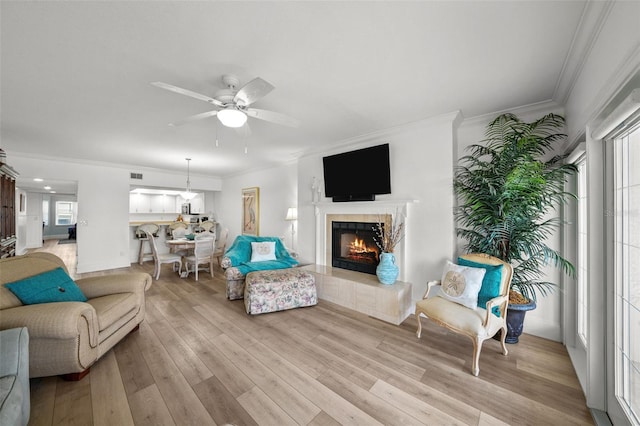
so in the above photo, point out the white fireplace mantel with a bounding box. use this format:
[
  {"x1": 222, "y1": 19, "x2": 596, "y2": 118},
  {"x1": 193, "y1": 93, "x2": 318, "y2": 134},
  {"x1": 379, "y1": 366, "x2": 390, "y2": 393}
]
[{"x1": 312, "y1": 199, "x2": 417, "y2": 281}]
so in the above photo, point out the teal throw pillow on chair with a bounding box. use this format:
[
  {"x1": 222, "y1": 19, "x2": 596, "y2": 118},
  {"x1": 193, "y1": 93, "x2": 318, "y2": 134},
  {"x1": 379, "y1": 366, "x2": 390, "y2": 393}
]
[
  {"x1": 457, "y1": 257, "x2": 504, "y2": 316},
  {"x1": 5, "y1": 267, "x2": 88, "y2": 305}
]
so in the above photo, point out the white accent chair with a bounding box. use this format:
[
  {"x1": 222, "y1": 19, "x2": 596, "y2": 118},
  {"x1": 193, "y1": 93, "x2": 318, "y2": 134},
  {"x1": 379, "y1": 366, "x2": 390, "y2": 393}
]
[
  {"x1": 145, "y1": 231, "x2": 182, "y2": 280},
  {"x1": 184, "y1": 234, "x2": 215, "y2": 281},
  {"x1": 415, "y1": 253, "x2": 513, "y2": 376}
]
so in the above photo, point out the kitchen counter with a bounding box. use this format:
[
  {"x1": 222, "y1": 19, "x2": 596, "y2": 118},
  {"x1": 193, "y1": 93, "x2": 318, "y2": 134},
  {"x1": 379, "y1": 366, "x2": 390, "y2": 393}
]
[{"x1": 129, "y1": 221, "x2": 181, "y2": 226}]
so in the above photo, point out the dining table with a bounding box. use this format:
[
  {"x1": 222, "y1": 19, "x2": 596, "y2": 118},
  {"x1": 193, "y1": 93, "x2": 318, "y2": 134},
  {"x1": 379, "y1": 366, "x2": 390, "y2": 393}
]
[
  {"x1": 165, "y1": 235, "x2": 215, "y2": 278},
  {"x1": 165, "y1": 238, "x2": 196, "y2": 277}
]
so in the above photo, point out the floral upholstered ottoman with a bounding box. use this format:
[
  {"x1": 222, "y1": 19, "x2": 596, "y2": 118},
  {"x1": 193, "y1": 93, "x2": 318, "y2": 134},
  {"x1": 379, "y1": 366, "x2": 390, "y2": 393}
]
[{"x1": 244, "y1": 269, "x2": 317, "y2": 315}]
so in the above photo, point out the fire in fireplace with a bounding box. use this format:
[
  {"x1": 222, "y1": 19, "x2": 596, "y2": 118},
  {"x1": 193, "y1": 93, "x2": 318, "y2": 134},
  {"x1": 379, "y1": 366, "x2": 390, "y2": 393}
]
[{"x1": 331, "y1": 221, "x2": 381, "y2": 275}]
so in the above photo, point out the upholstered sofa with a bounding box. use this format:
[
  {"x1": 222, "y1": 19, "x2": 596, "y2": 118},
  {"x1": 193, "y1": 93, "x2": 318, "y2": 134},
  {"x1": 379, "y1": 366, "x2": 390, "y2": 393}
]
[
  {"x1": 221, "y1": 235, "x2": 298, "y2": 300},
  {"x1": 0, "y1": 327, "x2": 30, "y2": 426},
  {"x1": 0, "y1": 252, "x2": 152, "y2": 380}
]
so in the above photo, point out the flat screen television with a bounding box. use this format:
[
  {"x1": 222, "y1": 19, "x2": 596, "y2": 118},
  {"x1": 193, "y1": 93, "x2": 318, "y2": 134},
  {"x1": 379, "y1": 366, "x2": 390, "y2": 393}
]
[{"x1": 322, "y1": 143, "x2": 391, "y2": 202}]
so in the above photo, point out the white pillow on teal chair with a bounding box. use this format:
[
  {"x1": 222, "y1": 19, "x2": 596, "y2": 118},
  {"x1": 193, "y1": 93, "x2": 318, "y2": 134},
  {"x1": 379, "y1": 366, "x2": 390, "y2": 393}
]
[{"x1": 250, "y1": 241, "x2": 277, "y2": 262}]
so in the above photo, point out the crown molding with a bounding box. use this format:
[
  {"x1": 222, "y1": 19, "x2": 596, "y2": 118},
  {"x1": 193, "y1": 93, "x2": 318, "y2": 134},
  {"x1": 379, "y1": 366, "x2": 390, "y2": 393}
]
[
  {"x1": 297, "y1": 111, "x2": 462, "y2": 160},
  {"x1": 553, "y1": 1, "x2": 614, "y2": 105},
  {"x1": 459, "y1": 100, "x2": 563, "y2": 128}
]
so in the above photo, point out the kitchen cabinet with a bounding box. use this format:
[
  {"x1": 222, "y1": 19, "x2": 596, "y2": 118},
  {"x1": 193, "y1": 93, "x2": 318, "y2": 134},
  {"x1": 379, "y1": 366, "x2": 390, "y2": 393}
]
[
  {"x1": 130, "y1": 194, "x2": 178, "y2": 213},
  {"x1": 150, "y1": 194, "x2": 177, "y2": 213},
  {"x1": 129, "y1": 193, "x2": 151, "y2": 213},
  {"x1": 189, "y1": 194, "x2": 204, "y2": 214}
]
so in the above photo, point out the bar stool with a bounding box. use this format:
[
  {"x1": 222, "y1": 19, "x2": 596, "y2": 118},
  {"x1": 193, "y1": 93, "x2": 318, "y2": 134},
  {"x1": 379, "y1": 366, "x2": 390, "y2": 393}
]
[{"x1": 136, "y1": 223, "x2": 160, "y2": 265}]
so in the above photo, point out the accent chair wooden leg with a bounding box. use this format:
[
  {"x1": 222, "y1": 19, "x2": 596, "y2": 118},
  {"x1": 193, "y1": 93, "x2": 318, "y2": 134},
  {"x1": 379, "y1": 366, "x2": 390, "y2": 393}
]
[
  {"x1": 416, "y1": 312, "x2": 423, "y2": 338},
  {"x1": 472, "y1": 338, "x2": 482, "y2": 377},
  {"x1": 61, "y1": 368, "x2": 90, "y2": 381},
  {"x1": 500, "y1": 326, "x2": 509, "y2": 356}
]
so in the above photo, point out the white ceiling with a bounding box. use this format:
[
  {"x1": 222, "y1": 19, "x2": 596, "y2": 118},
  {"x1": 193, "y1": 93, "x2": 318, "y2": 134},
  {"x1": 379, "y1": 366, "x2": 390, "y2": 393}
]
[{"x1": 1, "y1": 1, "x2": 590, "y2": 184}]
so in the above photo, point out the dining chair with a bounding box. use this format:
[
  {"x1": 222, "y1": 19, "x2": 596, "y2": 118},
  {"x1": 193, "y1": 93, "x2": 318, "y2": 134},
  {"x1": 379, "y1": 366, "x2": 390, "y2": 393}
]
[
  {"x1": 183, "y1": 234, "x2": 215, "y2": 281},
  {"x1": 144, "y1": 231, "x2": 182, "y2": 280},
  {"x1": 166, "y1": 221, "x2": 188, "y2": 238},
  {"x1": 213, "y1": 227, "x2": 229, "y2": 266},
  {"x1": 170, "y1": 227, "x2": 191, "y2": 257}
]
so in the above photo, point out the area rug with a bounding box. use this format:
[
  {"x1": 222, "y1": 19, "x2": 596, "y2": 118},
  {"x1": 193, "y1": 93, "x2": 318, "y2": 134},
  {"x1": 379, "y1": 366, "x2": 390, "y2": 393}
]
[{"x1": 57, "y1": 239, "x2": 76, "y2": 245}]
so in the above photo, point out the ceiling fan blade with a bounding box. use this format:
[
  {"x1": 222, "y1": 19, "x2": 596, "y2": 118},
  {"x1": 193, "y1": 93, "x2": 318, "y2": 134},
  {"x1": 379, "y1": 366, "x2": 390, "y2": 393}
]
[
  {"x1": 169, "y1": 110, "x2": 218, "y2": 126},
  {"x1": 152, "y1": 82, "x2": 224, "y2": 107},
  {"x1": 246, "y1": 108, "x2": 300, "y2": 128},
  {"x1": 233, "y1": 78, "x2": 274, "y2": 106}
]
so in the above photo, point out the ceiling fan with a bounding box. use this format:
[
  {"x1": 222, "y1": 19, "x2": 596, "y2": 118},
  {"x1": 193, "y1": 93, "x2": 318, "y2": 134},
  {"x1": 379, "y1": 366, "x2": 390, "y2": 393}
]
[{"x1": 152, "y1": 74, "x2": 299, "y2": 129}]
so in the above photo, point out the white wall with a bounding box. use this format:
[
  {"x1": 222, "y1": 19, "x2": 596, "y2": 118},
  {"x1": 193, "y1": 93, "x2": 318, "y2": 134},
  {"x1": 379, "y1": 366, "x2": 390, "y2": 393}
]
[
  {"x1": 10, "y1": 154, "x2": 223, "y2": 273},
  {"x1": 266, "y1": 112, "x2": 462, "y2": 304},
  {"x1": 214, "y1": 162, "x2": 298, "y2": 247},
  {"x1": 560, "y1": 0, "x2": 640, "y2": 413}
]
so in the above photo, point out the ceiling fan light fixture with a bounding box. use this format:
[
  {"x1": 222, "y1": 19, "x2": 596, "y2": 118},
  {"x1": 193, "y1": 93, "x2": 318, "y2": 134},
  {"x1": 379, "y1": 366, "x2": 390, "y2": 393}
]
[{"x1": 217, "y1": 107, "x2": 247, "y2": 128}]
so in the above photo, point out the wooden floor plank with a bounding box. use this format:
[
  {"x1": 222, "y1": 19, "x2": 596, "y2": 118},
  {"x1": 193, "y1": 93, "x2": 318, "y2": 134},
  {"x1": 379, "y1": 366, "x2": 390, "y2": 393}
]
[
  {"x1": 25, "y1": 242, "x2": 593, "y2": 426},
  {"x1": 317, "y1": 370, "x2": 441, "y2": 426},
  {"x1": 89, "y1": 350, "x2": 134, "y2": 426},
  {"x1": 127, "y1": 384, "x2": 176, "y2": 426},
  {"x1": 147, "y1": 319, "x2": 213, "y2": 386},
  {"x1": 28, "y1": 377, "x2": 57, "y2": 426},
  {"x1": 193, "y1": 375, "x2": 259, "y2": 426},
  {"x1": 236, "y1": 386, "x2": 298, "y2": 426},
  {"x1": 368, "y1": 378, "x2": 468, "y2": 425},
  {"x1": 52, "y1": 375, "x2": 93, "y2": 425},
  {"x1": 135, "y1": 322, "x2": 216, "y2": 426},
  {"x1": 213, "y1": 333, "x2": 322, "y2": 425}
]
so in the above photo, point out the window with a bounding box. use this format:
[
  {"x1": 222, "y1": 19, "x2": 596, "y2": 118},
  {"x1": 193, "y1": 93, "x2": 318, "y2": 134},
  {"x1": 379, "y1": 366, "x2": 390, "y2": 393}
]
[
  {"x1": 55, "y1": 201, "x2": 75, "y2": 226},
  {"x1": 613, "y1": 121, "x2": 640, "y2": 424}
]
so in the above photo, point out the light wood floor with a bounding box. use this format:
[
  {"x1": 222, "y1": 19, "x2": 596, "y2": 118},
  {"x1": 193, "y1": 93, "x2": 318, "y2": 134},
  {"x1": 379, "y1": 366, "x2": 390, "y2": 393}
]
[{"x1": 26, "y1": 241, "x2": 593, "y2": 425}]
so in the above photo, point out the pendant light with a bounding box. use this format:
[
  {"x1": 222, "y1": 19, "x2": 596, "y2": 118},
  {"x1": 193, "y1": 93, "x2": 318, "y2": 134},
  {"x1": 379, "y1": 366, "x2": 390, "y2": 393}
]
[{"x1": 180, "y1": 158, "x2": 197, "y2": 200}]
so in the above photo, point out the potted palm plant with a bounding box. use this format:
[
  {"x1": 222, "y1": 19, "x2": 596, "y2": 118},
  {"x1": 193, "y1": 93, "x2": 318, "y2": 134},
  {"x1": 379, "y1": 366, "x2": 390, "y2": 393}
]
[{"x1": 454, "y1": 112, "x2": 577, "y2": 343}]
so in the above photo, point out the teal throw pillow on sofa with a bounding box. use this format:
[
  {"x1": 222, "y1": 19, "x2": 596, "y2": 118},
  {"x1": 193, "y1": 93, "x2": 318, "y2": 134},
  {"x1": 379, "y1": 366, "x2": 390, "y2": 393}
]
[
  {"x1": 457, "y1": 257, "x2": 504, "y2": 315},
  {"x1": 5, "y1": 267, "x2": 87, "y2": 305}
]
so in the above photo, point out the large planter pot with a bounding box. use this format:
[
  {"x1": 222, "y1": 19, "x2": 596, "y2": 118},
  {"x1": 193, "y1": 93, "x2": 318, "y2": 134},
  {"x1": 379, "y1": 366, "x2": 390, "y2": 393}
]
[
  {"x1": 376, "y1": 252, "x2": 399, "y2": 285},
  {"x1": 505, "y1": 299, "x2": 537, "y2": 344}
]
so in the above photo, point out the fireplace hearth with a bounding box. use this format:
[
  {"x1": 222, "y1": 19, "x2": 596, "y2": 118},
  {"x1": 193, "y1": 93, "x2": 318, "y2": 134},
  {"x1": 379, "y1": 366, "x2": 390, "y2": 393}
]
[{"x1": 331, "y1": 221, "x2": 381, "y2": 275}]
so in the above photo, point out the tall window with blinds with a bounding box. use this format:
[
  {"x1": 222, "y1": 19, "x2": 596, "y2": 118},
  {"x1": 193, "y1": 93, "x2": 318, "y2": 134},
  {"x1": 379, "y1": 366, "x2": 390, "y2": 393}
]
[{"x1": 613, "y1": 121, "x2": 640, "y2": 424}]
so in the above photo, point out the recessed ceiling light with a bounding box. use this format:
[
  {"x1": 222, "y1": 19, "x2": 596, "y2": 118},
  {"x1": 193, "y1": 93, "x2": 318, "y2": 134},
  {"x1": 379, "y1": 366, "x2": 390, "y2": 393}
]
[
  {"x1": 49, "y1": 191, "x2": 56, "y2": 194},
  {"x1": 33, "y1": 178, "x2": 44, "y2": 182},
  {"x1": 44, "y1": 186, "x2": 52, "y2": 190}
]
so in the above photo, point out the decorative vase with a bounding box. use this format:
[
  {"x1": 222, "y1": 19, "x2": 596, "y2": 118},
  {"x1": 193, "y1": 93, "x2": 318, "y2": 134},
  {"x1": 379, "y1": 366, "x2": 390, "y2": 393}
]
[
  {"x1": 504, "y1": 299, "x2": 537, "y2": 344},
  {"x1": 376, "y1": 252, "x2": 399, "y2": 285}
]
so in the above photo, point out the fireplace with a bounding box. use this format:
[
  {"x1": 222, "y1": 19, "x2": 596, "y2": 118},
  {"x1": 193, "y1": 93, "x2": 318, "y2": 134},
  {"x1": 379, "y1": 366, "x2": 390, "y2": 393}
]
[{"x1": 331, "y1": 221, "x2": 381, "y2": 275}]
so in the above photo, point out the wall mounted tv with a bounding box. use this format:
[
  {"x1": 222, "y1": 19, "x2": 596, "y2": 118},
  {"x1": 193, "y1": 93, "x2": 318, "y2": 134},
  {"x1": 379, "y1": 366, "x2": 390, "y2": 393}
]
[{"x1": 322, "y1": 143, "x2": 391, "y2": 202}]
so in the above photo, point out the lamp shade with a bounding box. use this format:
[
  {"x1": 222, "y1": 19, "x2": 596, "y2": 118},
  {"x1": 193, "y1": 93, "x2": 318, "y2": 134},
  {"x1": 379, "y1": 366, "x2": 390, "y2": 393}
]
[
  {"x1": 285, "y1": 207, "x2": 298, "y2": 221},
  {"x1": 217, "y1": 108, "x2": 248, "y2": 128}
]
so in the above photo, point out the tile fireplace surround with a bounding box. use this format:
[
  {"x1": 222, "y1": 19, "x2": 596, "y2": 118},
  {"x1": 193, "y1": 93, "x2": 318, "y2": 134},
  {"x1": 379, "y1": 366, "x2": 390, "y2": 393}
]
[{"x1": 307, "y1": 201, "x2": 414, "y2": 325}]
